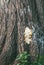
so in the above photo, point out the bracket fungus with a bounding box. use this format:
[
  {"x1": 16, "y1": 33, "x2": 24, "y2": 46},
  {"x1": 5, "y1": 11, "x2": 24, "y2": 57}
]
[{"x1": 24, "y1": 27, "x2": 32, "y2": 44}]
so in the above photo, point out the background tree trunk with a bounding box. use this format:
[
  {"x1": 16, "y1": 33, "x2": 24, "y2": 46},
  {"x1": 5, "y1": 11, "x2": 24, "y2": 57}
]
[{"x1": 0, "y1": 0, "x2": 44, "y2": 65}]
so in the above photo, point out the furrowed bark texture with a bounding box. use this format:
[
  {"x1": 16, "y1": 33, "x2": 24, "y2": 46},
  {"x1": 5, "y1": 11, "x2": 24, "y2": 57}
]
[{"x1": 0, "y1": 0, "x2": 44, "y2": 65}]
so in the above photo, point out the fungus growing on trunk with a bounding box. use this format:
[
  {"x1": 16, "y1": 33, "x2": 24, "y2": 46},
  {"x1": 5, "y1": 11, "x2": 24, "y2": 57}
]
[{"x1": 24, "y1": 27, "x2": 32, "y2": 44}]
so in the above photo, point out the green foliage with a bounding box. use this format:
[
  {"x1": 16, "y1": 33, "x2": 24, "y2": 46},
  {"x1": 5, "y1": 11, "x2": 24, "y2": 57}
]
[
  {"x1": 38, "y1": 55, "x2": 44, "y2": 65},
  {"x1": 32, "y1": 61, "x2": 42, "y2": 65},
  {"x1": 16, "y1": 51, "x2": 30, "y2": 65},
  {"x1": 32, "y1": 55, "x2": 44, "y2": 65},
  {"x1": 16, "y1": 51, "x2": 44, "y2": 65}
]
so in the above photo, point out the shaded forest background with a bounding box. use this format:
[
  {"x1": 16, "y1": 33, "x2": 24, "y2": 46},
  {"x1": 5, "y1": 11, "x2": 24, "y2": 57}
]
[{"x1": 0, "y1": 0, "x2": 44, "y2": 65}]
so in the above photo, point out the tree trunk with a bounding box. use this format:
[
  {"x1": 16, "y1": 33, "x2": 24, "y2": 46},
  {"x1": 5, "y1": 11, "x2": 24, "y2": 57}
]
[{"x1": 0, "y1": 0, "x2": 44, "y2": 65}]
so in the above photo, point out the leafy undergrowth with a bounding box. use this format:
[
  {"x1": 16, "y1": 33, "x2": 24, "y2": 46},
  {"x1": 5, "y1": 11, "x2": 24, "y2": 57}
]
[{"x1": 16, "y1": 51, "x2": 44, "y2": 65}]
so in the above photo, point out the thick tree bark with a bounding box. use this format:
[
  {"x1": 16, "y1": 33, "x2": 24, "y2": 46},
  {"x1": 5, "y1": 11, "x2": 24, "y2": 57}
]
[{"x1": 0, "y1": 0, "x2": 44, "y2": 65}]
